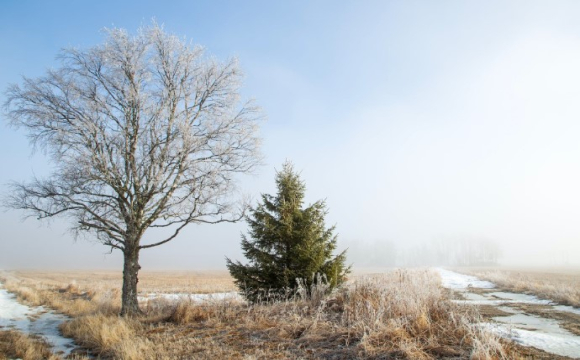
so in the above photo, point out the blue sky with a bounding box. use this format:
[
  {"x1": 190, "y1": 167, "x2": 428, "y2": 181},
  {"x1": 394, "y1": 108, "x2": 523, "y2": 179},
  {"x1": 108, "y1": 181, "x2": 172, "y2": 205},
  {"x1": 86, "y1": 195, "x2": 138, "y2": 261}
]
[{"x1": 2, "y1": 1, "x2": 580, "y2": 269}]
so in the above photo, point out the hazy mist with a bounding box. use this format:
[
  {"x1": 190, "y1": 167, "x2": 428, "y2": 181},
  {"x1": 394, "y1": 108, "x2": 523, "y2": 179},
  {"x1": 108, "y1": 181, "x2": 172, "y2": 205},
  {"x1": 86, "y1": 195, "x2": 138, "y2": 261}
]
[{"x1": 2, "y1": 1, "x2": 580, "y2": 270}]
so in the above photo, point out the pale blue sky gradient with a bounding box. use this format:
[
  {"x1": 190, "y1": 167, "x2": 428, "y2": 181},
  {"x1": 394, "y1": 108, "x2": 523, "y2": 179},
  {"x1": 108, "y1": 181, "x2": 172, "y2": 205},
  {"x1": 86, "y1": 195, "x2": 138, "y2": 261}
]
[{"x1": 2, "y1": 1, "x2": 580, "y2": 269}]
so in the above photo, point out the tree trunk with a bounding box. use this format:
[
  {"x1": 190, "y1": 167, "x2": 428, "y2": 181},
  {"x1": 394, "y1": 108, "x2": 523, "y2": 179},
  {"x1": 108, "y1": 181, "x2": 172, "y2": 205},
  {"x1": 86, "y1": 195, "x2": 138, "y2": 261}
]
[{"x1": 120, "y1": 246, "x2": 142, "y2": 316}]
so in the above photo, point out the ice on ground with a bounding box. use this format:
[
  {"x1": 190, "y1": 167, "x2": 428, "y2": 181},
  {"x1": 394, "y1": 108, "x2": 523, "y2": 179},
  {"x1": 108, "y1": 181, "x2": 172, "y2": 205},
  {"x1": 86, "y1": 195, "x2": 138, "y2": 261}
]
[
  {"x1": 454, "y1": 299, "x2": 547, "y2": 306},
  {"x1": 488, "y1": 291, "x2": 553, "y2": 305},
  {"x1": 139, "y1": 291, "x2": 241, "y2": 303},
  {"x1": 0, "y1": 283, "x2": 76, "y2": 356},
  {"x1": 453, "y1": 291, "x2": 553, "y2": 306},
  {"x1": 482, "y1": 323, "x2": 580, "y2": 359},
  {"x1": 0, "y1": 286, "x2": 30, "y2": 322},
  {"x1": 26, "y1": 312, "x2": 75, "y2": 355},
  {"x1": 437, "y1": 268, "x2": 580, "y2": 359},
  {"x1": 462, "y1": 292, "x2": 490, "y2": 301},
  {"x1": 553, "y1": 305, "x2": 580, "y2": 316},
  {"x1": 493, "y1": 312, "x2": 570, "y2": 335},
  {"x1": 436, "y1": 268, "x2": 496, "y2": 289}
]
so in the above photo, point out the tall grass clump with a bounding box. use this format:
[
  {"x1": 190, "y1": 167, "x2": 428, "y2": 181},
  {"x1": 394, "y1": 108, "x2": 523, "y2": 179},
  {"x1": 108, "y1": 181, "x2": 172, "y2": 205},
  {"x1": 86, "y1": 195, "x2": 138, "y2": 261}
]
[
  {"x1": 60, "y1": 315, "x2": 151, "y2": 359},
  {"x1": 0, "y1": 330, "x2": 61, "y2": 360},
  {"x1": 333, "y1": 270, "x2": 506, "y2": 359}
]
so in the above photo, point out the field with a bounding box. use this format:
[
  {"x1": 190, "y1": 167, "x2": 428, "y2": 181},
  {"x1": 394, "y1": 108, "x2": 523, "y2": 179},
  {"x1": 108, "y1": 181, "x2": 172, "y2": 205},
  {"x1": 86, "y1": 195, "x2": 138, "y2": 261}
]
[
  {"x1": 6, "y1": 270, "x2": 237, "y2": 295},
  {"x1": 455, "y1": 266, "x2": 580, "y2": 308},
  {"x1": 1, "y1": 267, "x2": 576, "y2": 359}
]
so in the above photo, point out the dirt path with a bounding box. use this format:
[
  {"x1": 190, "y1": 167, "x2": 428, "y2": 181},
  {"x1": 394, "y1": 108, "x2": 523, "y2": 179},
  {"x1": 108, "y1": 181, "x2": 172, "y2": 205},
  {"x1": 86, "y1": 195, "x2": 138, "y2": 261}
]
[{"x1": 437, "y1": 268, "x2": 580, "y2": 359}]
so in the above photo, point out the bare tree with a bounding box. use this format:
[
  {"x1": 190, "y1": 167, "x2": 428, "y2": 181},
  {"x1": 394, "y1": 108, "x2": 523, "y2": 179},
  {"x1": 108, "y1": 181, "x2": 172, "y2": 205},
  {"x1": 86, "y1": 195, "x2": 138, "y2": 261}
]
[{"x1": 3, "y1": 24, "x2": 262, "y2": 316}]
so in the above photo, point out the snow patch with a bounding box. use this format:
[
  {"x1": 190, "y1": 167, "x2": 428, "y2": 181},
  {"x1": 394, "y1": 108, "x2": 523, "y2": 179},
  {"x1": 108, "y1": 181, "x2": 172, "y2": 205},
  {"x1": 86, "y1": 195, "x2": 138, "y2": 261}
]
[
  {"x1": 437, "y1": 268, "x2": 580, "y2": 359},
  {"x1": 553, "y1": 305, "x2": 580, "y2": 316},
  {"x1": 0, "y1": 283, "x2": 76, "y2": 356},
  {"x1": 482, "y1": 323, "x2": 580, "y2": 359},
  {"x1": 436, "y1": 268, "x2": 496, "y2": 289},
  {"x1": 453, "y1": 291, "x2": 553, "y2": 306}
]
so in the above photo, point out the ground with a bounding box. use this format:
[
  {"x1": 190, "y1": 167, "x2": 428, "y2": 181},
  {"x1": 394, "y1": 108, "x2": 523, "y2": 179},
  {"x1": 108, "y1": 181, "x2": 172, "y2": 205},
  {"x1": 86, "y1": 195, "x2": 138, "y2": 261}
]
[
  {"x1": 452, "y1": 267, "x2": 580, "y2": 360},
  {"x1": 0, "y1": 267, "x2": 578, "y2": 359}
]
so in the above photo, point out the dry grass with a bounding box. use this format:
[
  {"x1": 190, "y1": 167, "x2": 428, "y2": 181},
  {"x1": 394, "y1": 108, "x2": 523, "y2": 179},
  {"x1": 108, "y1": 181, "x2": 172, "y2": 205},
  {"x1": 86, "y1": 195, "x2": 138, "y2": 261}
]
[
  {"x1": 0, "y1": 330, "x2": 60, "y2": 360},
  {"x1": 0, "y1": 271, "x2": 121, "y2": 317},
  {"x1": 0, "y1": 269, "x2": 234, "y2": 318},
  {"x1": 456, "y1": 267, "x2": 580, "y2": 308},
  {"x1": 7, "y1": 269, "x2": 236, "y2": 294},
  {"x1": 60, "y1": 315, "x2": 152, "y2": 359},
  {"x1": 146, "y1": 270, "x2": 508, "y2": 359},
  {"x1": 0, "y1": 268, "x2": 516, "y2": 359}
]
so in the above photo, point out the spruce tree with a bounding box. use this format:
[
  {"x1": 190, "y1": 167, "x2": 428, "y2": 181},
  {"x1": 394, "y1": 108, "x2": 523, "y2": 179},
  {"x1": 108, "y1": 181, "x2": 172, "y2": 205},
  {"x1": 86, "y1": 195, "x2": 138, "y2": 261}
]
[{"x1": 226, "y1": 162, "x2": 349, "y2": 303}]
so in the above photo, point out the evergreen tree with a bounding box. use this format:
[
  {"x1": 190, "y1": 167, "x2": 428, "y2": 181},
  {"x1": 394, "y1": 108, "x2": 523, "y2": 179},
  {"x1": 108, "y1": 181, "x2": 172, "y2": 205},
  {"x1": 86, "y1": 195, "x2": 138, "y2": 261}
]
[{"x1": 226, "y1": 162, "x2": 349, "y2": 302}]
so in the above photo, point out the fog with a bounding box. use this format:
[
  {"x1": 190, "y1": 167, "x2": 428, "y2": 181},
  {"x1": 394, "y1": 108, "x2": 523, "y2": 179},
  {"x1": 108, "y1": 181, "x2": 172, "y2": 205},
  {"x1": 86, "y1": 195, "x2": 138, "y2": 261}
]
[{"x1": 1, "y1": 1, "x2": 580, "y2": 270}]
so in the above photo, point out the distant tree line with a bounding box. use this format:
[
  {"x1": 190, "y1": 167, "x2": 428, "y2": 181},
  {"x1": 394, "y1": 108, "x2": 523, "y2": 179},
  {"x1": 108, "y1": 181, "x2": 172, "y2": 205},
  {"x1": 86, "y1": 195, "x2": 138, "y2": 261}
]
[{"x1": 345, "y1": 237, "x2": 501, "y2": 267}]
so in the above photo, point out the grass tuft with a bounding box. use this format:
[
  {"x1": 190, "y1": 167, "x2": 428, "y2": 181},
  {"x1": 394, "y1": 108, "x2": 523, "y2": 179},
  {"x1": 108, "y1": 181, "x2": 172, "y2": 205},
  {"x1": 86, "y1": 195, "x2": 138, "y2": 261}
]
[
  {"x1": 60, "y1": 314, "x2": 151, "y2": 359},
  {"x1": 0, "y1": 330, "x2": 61, "y2": 360}
]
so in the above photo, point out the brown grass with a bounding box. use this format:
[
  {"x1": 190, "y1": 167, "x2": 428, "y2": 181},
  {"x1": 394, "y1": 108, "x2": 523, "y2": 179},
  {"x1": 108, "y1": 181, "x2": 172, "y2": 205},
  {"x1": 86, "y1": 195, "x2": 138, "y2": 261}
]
[
  {"x1": 1, "y1": 268, "x2": 515, "y2": 359},
  {"x1": 60, "y1": 315, "x2": 152, "y2": 359},
  {"x1": 148, "y1": 270, "x2": 509, "y2": 359},
  {"x1": 456, "y1": 267, "x2": 580, "y2": 307},
  {"x1": 6, "y1": 269, "x2": 236, "y2": 294},
  {"x1": 0, "y1": 330, "x2": 59, "y2": 360}
]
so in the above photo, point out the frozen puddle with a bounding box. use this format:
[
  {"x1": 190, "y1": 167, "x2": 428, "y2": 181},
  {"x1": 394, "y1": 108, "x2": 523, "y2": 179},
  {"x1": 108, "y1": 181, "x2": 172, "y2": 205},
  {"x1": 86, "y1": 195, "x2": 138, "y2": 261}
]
[
  {"x1": 487, "y1": 291, "x2": 553, "y2": 305},
  {"x1": 0, "y1": 282, "x2": 76, "y2": 356},
  {"x1": 436, "y1": 268, "x2": 580, "y2": 359},
  {"x1": 483, "y1": 322, "x2": 580, "y2": 359},
  {"x1": 493, "y1": 312, "x2": 569, "y2": 335},
  {"x1": 555, "y1": 305, "x2": 580, "y2": 317},
  {"x1": 455, "y1": 290, "x2": 554, "y2": 306}
]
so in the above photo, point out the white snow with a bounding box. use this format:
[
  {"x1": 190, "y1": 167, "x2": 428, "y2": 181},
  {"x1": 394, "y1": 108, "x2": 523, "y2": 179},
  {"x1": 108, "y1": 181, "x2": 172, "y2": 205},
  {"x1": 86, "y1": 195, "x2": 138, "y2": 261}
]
[
  {"x1": 0, "y1": 283, "x2": 76, "y2": 356},
  {"x1": 453, "y1": 291, "x2": 554, "y2": 306},
  {"x1": 554, "y1": 305, "x2": 580, "y2": 316},
  {"x1": 437, "y1": 268, "x2": 580, "y2": 359},
  {"x1": 436, "y1": 268, "x2": 496, "y2": 289},
  {"x1": 483, "y1": 323, "x2": 580, "y2": 359},
  {"x1": 487, "y1": 291, "x2": 553, "y2": 305}
]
